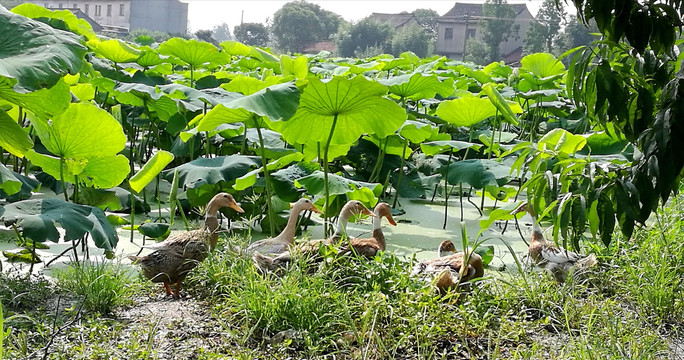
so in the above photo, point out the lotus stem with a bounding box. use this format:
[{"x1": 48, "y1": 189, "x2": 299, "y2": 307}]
[
  {"x1": 256, "y1": 123, "x2": 276, "y2": 237},
  {"x1": 392, "y1": 138, "x2": 408, "y2": 208},
  {"x1": 59, "y1": 158, "x2": 68, "y2": 202},
  {"x1": 443, "y1": 151, "x2": 452, "y2": 229},
  {"x1": 130, "y1": 190, "x2": 135, "y2": 243},
  {"x1": 323, "y1": 114, "x2": 339, "y2": 236}
]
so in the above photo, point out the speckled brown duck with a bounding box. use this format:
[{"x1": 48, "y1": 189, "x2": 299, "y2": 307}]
[
  {"x1": 129, "y1": 192, "x2": 243, "y2": 298},
  {"x1": 339, "y1": 202, "x2": 397, "y2": 258},
  {"x1": 412, "y1": 240, "x2": 484, "y2": 292},
  {"x1": 513, "y1": 202, "x2": 597, "y2": 282}
]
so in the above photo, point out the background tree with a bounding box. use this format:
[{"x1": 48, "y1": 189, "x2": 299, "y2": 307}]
[
  {"x1": 391, "y1": 24, "x2": 432, "y2": 58},
  {"x1": 271, "y1": 0, "x2": 341, "y2": 53},
  {"x1": 212, "y1": 22, "x2": 232, "y2": 43},
  {"x1": 412, "y1": 8, "x2": 439, "y2": 39},
  {"x1": 195, "y1": 30, "x2": 218, "y2": 46},
  {"x1": 480, "y1": 0, "x2": 519, "y2": 61},
  {"x1": 523, "y1": 0, "x2": 565, "y2": 54},
  {"x1": 557, "y1": 15, "x2": 598, "y2": 49},
  {"x1": 464, "y1": 38, "x2": 490, "y2": 65},
  {"x1": 234, "y1": 22, "x2": 269, "y2": 47},
  {"x1": 336, "y1": 18, "x2": 392, "y2": 57}
]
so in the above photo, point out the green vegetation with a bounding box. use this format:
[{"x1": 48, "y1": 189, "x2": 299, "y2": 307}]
[{"x1": 0, "y1": 0, "x2": 682, "y2": 358}]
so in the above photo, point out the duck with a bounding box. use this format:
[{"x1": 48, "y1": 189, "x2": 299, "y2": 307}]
[
  {"x1": 412, "y1": 240, "x2": 484, "y2": 292},
  {"x1": 129, "y1": 192, "x2": 244, "y2": 298},
  {"x1": 244, "y1": 198, "x2": 323, "y2": 255},
  {"x1": 513, "y1": 202, "x2": 597, "y2": 282},
  {"x1": 252, "y1": 200, "x2": 374, "y2": 272},
  {"x1": 338, "y1": 202, "x2": 397, "y2": 258}
]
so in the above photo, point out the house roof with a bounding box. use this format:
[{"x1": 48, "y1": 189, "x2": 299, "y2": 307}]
[
  {"x1": 301, "y1": 41, "x2": 336, "y2": 53},
  {"x1": 47, "y1": 7, "x2": 103, "y2": 32},
  {"x1": 441, "y1": 2, "x2": 529, "y2": 18},
  {"x1": 368, "y1": 12, "x2": 418, "y2": 30}
]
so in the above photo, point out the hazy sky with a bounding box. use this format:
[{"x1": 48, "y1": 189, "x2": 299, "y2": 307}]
[{"x1": 183, "y1": 0, "x2": 547, "y2": 33}]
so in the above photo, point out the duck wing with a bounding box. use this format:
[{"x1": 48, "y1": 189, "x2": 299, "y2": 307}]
[{"x1": 246, "y1": 239, "x2": 290, "y2": 255}]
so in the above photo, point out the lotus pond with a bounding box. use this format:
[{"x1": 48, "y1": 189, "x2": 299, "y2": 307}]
[{"x1": 0, "y1": 4, "x2": 682, "y2": 359}]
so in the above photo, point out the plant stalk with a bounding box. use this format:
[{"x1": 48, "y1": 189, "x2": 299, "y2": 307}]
[
  {"x1": 255, "y1": 123, "x2": 276, "y2": 237},
  {"x1": 323, "y1": 114, "x2": 339, "y2": 236},
  {"x1": 392, "y1": 138, "x2": 408, "y2": 208}
]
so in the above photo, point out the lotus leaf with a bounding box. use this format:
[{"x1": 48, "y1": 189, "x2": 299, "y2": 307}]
[
  {"x1": 11, "y1": 3, "x2": 96, "y2": 40},
  {"x1": 442, "y1": 159, "x2": 510, "y2": 189},
  {"x1": 280, "y1": 55, "x2": 308, "y2": 79},
  {"x1": 234, "y1": 152, "x2": 304, "y2": 191},
  {"x1": 482, "y1": 83, "x2": 521, "y2": 125},
  {"x1": 0, "y1": 108, "x2": 32, "y2": 157},
  {"x1": 521, "y1": 53, "x2": 565, "y2": 79},
  {"x1": 270, "y1": 162, "x2": 321, "y2": 202},
  {"x1": 436, "y1": 96, "x2": 498, "y2": 127},
  {"x1": 279, "y1": 76, "x2": 406, "y2": 146},
  {"x1": 89, "y1": 39, "x2": 140, "y2": 64},
  {"x1": 392, "y1": 170, "x2": 441, "y2": 198},
  {"x1": 0, "y1": 75, "x2": 71, "y2": 119},
  {"x1": 129, "y1": 151, "x2": 174, "y2": 193},
  {"x1": 538, "y1": 128, "x2": 587, "y2": 155},
  {"x1": 420, "y1": 140, "x2": 481, "y2": 157},
  {"x1": 0, "y1": 166, "x2": 21, "y2": 196},
  {"x1": 159, "y1": 38, "x2": 222, "y2": 68},
  {"x1": 25, "y1": 102, "x2": 129, "y2": 188},
  {"x1": 138, "y1": 222, "x2": 170, "y2": 240},
  {"x1": 295, "y1": 171, "x2": 382, "y2": 198},
  {"x1": 399, "y1": 120, "x2": 441, "y2": 144},
  {"x1": 0, "y1": 6, "x2": 87, "y2": 92},
  {"x1": 0, "y1": 198, "x2": 118, "y2": 251},
  {"x1": 0, "y1": 170, "x2": 39, "y2": 202},
  {"x1": 379, "y1": 72, "x2": 454, "y2": 100},
  {"x1": 162, "y1": 155, "x2": 261, "y2": 189}
]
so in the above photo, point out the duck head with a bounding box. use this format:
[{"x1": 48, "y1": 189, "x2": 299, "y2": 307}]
[
  {"x1": 290, "y1": 198, "x2": 324, "y2": 214},
  {"x1": 373, "y1": 202, "x2": 397, "y2": 226},
  {"x1": 437, "y1": 240, "x2": 457, "y2": 257},
  {"x1": 208, "y1": 192, "x2": 244, "y2": 215}
]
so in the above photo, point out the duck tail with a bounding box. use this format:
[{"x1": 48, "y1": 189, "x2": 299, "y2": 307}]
[
  {"x1": 577, "y1": 254, "x2": 597, "y2": 268},
  {"x1": 127, "y1": 255, "x2": 140, "y2": 263},
  {"x1": 252, "y1": 251, "x2": 289, "y2": 273}
]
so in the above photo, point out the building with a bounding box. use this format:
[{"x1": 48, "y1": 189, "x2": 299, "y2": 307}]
[
  {"x1": 436, "y1": 2, "x2": 533, "y2": 64},
  {"x1": 24, "y1": 0, "x2": 187, "y2": 34}
]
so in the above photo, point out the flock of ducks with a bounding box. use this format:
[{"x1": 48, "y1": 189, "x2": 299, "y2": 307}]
[{"x1": 129, "y1": 193, "x2": 597, "y2": 298}]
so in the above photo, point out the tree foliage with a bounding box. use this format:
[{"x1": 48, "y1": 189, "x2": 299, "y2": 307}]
[
  {"x1": 560, "y1": 0, "x2": 684, "y2": 239},
  {"x1": 271, "y1": 0, "x2": 341, "y2": 53},
  {"x1": 464, "y1": 38, "x2": 489, "y2": 65},
  {"x1": 212, "y1": 22, "x2": 232, "y2": 42},
  {"x1": 195, "y1": 30, "x2": 218, "y2": 46},
  {"x1": 391, "y1": 24, "x2": 432, "y2": 58},
  {"x1": 234, "y1": 22, "x2": 269, "y2": 47},
  {"x1": 336, "y1": 18, "x2": 392, "y2": 57},
  {"x1": 480, "y1": 0, "x2": 519, "y2": 61},
  {"x1": 558, "y1": 15, "x2": 598, "y2": 49},
  {"x1": 412, "y1": 8, "x2": 439, "y2": 39},
  {"x1": 523, "y1": 0, "x2": 565, "y2": 54}
]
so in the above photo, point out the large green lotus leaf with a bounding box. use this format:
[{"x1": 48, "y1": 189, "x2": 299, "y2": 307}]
[
  {"x1": 0, "y1": 166, "x2": 21, "y2": 196},
  {"x1": 538, "y1": 128, "x2": 587, "y2": 155},
  {"x1": 71, "y1": 83, "x2": 95, "y2": 102},
  {"x1": 520, "y1": 53, "x2": 565, "y2": 79},
  {"x1": 294, "y1": 141, "x2": 353, "y2": 162},
  {"x1": 129, "y1": 150, "x2": 174, "y2": 193},
  {"x1": 279, "y1": 76, "x2": 406, "y2": 146},
  {"x1": 295, "y1": 171, "x2": 382, "y2": 197},
  {"x1": 11, "y1": 3, "x2": 96, "y2": 41},
  {"x1": 197, "y1": 82, "x2": 300, "y2": 131},
  {"x1": 481, "y1": 83, "x2": 521, "y2": 125},
  {"x1": 270, "y1": 162, "x2": 320, "y2": 202},
  {"x1": 280, "y1": 55, "x2": 308, "y2": 79},
  {"x1": 0, "y1": 77, "x2": 70, "y2": 119},
  {"x1": 364, "y1": 134, "x2": 409, "y2": 158},
  {"x1": 0, "y1": 6, "x2": 86, "y2": 93},
  {"x1": 0, "y1": 108, "x2": 32, "y2": 157},
  {"x1": 220, "y1": 75, "x2": 284, "y2": 95},
  {"x1": 34, "y1": 103, "x2": 126, "y2": 158},
  {"x1": 221, "y1": 41, "x2": 278, "y2": 63},
  {"x1": 442, "y1": 159, "x2": 510, "y2": 189},
  {"x1": 392, "y1": 170, "x2": 441, "y2": 198},
  {"x1": 399, "y1": 120, "x2": 440, "y2": 144},
  {"x1": 89, "y1": 39, "x2": 140, "y2": 64},
  {"x1": 379, "y1": 72, "x2": 454, "y2": 100},
  {"x1": 436, "y1": 96, "x2": 498, "y2": 127},
  {"x1": 161, "y1": 155, "x2": 261, "y2": 189},
  {"x1": 136, "y1": 49, "x2": 166, "y2": 68},
  {"x1": 0, "y1": 198, "x2": 118, "y2": 250},
  {"x1": 159, "y1": 38, "x2": 221, "y2": 68},
  {"x1": 26, "y1": 152, "x2": 129, "y2": 188}
]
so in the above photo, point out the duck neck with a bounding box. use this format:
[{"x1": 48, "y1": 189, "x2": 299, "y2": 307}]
[
  {"x1": 274, "y1": 206, "x2": 304, "y2": 244},
  {"x1": 204, "y1": 202, "x2": 221, "y2": 233},
  {"x1": 372, "y1": 213, "x2": 385, "y2": 250},
  {"x1": 530, "y1": 213, "x2": 544, "y2": 243},
  {"x1": 332, "y1": 214, "x2": 350, "y2": 240}
]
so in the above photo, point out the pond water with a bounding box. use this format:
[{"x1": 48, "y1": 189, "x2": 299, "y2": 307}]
[{"x1": 0, "y1": 188, "x2": 534, "y2": 277}]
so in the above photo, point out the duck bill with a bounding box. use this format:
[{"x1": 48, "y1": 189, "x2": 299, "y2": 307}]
[
  {"x1": 230, "y1": 202, "x2": 245, "y2": 213},
  {"x1": 385, "y1": 213, "x2": 397, "y2": 226},
  {"x1": 309, "y1": 205, "x2": 324, "y2": 214},
  {"x1": 361, "y1": 208, "x2": 376, "y2": 217}
]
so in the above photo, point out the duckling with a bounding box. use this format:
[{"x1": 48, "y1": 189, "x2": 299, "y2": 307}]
[
  {"x1": 252, "y1": 200, "x2": 374, "y2": 272},
  {"x1": 339, "y1": 202, "x2": 397, "y2": 258},
  {"x1": 129, "y1": 192, "x2": 244, "y2": 298},
  {"x1": 412, "y1": 240, "x2": 484, "y2": 292},
  {"x1": 513, "y1": 202, "x2": 597, "y2": 282},
  {"x1": 245, "y1": 198, "x2": 323, "y2": 255}
]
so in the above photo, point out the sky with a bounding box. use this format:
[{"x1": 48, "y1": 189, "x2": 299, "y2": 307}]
[{"x1": 183, "y1": 0, "x2": 547, "y2": 33}]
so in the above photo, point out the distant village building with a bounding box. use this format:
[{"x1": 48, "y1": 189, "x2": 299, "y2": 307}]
[
  {"x1": 436, "y1": 2, "x2": 533, "y2": 64},
  {"x1": 23, "y1": 0, "x2": 187, "y2": 34},
  {"x1": 367, "y1": 12, "x2": 420, "y2": 32}
]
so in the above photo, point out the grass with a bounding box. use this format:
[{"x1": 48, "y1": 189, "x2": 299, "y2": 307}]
[
  {"x1": 52, "y1": 261, "x2": 141, "y2": 315},
  {"x1": 0, "y1": 192, "x2": 682, "y2": 358}
]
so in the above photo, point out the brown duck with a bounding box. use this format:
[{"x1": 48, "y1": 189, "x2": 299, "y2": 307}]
[
  {"x1": 339, "y1": 202, "x2": 397, "y2": 258},
  {"x1": 252, "y1": 200, "x2": 374, "y2": 272},
  {"x1": 513, "y1": 202, "x2": 597, "y2": 282},
  {"x1": 129, "y1": 192, "x2": 244, "y2": 298},
  {"x1": 412, "y1": 240, "x2": 484, "y2": 292}
]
